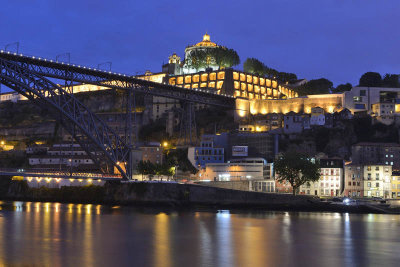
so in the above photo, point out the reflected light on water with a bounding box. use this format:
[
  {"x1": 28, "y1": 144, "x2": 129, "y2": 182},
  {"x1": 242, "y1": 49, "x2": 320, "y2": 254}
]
[
  {"x1": 154, "y1": 213, "x2": 171, "y2": 267},
  {"x1": 0, "y1": 202, "x2": 398, "y2": 266},
  {"x1": 216, "y1": 210, "x2": 233, "y2": 267}
]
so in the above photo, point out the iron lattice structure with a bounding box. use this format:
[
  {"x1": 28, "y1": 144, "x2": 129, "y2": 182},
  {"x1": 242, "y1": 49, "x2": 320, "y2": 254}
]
[
  {"x1": 0, "y1": 58, "x2": 131, "y2": 179},
  {"x1": 0, "y1": 51, "x2": 235, "y2": 179},
  {"x1": 0, "y1": 52, "x2": 234, "y2": 107}
]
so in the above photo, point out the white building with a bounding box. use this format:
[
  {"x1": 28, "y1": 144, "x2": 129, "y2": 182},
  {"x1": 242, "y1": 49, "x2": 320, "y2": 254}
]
[
  {"x1": 343, "y1": 86, "x2": 400, "y2": 114},
  {"x1": 371, "y1": 102, "x2": 395, "y2": 125},
  {"x1": 283, "y1": 112, "x2": 310, "y2": 134},
  {"x1": 310, "y1": 107, "x2": 326, "y2": 126},
  {"x1": 199, "y1": 158, "x2": 270, "y2": 181},
  {"x1": 362, "y1": 165, "x2": 392, "y2": 198},
  {"x1": 299, "y1": 157, "x2": 343, "y2": 197},
  {"x1": 28, "y1": 143, "x2": 97, "y2": 171}
]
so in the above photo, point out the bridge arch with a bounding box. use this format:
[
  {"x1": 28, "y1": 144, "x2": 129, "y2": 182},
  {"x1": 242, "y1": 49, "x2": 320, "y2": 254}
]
[{"x1": 0, "y1": 58, "x2": 130, "y2": 179}]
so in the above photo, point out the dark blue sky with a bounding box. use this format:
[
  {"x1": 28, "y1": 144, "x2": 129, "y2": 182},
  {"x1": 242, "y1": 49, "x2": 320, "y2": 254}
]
[{"x1": 1, "y1": 0, "x2": 399, "y2": 91}]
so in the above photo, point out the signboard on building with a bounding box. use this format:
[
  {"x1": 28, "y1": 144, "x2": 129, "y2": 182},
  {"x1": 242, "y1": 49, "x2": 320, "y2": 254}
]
[{"x1": 232, "y1": 146, "x2": 248, "y2": 157}]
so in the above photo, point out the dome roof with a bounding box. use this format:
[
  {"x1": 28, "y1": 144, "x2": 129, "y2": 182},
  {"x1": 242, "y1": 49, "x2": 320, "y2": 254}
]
[{"x1": 194, "y1": 33, "x2": 217, "y2": 47}]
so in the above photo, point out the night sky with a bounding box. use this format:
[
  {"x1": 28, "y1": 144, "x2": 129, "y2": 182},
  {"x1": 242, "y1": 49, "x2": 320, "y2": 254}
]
[{"x1": 1, "y1": 0, "x2": 399, "y2": 92}]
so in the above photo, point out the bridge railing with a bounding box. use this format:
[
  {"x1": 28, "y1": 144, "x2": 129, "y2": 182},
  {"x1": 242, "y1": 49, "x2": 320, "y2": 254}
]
[{"x1": 0, "y1": 168, "x2": 122, "y2": 179}]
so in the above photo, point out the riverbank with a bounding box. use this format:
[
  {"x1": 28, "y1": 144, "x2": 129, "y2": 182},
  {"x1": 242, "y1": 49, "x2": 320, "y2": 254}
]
[{"x1": 0, "y1": 177, "x2": 399, "y2": 214}]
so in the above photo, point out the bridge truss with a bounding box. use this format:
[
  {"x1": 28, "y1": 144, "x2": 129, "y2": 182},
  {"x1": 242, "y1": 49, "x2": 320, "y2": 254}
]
[{"x1": 0, "y1": 51, "x2": 235, "y2": 180}]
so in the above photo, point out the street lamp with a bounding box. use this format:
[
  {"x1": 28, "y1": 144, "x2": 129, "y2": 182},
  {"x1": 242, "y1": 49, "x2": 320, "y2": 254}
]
[
  {"x1": 97, "y1": 62, "x2": 112, "y2": 71},
  {"x1": 5, "y1": 42, "x2": 19, "y2": 54},
  {"x1": 56, "y1": 52, "x2": 70, "y2": 63}
]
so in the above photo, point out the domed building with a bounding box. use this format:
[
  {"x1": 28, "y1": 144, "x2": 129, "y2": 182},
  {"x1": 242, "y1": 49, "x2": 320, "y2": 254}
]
[{"x1": 182, "y1": 33, "x2": 221, "y2": 74}]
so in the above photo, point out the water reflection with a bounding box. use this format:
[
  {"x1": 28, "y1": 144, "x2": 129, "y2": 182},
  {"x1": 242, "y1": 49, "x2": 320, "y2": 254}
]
[{"x1": 0, "y1": 202, "x2": 398, "y2": 266}]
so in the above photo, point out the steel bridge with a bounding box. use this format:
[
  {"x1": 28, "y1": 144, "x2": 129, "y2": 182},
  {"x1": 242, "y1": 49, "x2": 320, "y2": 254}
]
[{"x1": 0, "y1": 50, "x2": 235, "y2": 180}]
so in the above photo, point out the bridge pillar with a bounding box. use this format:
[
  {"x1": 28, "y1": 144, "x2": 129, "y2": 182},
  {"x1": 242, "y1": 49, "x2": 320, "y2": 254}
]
[{"x1": 178, "y1": 101, "x2": 197, "y2": 146}]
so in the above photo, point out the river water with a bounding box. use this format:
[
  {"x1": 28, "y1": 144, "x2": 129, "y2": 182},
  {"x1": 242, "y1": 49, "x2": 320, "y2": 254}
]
[{"x1": 0, "y1": 201, "x2": 399, "y2": 266}]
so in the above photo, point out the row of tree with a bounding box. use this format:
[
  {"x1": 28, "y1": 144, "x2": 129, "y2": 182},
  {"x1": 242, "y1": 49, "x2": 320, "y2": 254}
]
[
  {"x1": 243, "y1": 58, "x2": 297, "y2": 83},
  {"x1": 184, "y1": 47, "x2": 240, "y2": 71},
  {"x1": 359, "y1": 72, "x2": 400, "y2": 88},
  {"x1": 136, "y1": 160, "x2": 175, "y2": 180}
]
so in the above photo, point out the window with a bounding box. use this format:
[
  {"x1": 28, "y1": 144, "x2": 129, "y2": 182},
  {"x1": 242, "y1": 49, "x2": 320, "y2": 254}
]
[
  {"x1": 355, "y1": 104, "x2": 366, "y2": 109},
  {"x1": 360, "y1": 90, "x2": 366, "y2": 96},
  {"x1": 376, "y1": 182, "x2": 379, "y2": 187},
  {"x1": 353, "y1": 96, "x2": 363, "y2": 102},
  {"x1": 367, "y1": 182, "x2": 371, "y2": 187}
]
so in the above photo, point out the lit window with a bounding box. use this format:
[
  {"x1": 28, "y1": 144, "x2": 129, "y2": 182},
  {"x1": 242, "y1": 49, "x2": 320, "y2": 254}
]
[
  {"x1": 169, "y1": 78, "x2": 176, "y2": 85},
  {"x1": 233, "y1": 72, "x2": 239, "y2": 80},
  {"x1": 246, "y1": 75, "x2": 252, "y2": 83}
]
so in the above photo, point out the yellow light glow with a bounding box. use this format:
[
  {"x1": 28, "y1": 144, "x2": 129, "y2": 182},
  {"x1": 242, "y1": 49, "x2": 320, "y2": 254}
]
[{"x1": 163, "y1": 142, "x2": 168, "y2": 147}]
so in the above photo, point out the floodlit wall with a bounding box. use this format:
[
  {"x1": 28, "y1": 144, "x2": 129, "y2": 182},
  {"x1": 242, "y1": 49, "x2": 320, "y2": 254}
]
[{"x1": 235, "y1": 94, "x2": 344, "y2": 119}]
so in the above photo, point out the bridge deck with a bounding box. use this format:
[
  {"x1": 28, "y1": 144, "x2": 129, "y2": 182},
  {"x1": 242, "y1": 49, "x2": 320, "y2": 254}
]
[
  {"x1": 0, "y1": 50, "x2": 235, "y2": 107},
  {"x1": 0, "y1": 169, "x2": 121, "y2": 180}
]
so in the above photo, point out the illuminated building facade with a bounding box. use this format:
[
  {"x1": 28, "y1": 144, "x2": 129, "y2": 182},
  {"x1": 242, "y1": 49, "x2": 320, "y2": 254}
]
[
  {"x1": 235, "y1": 94, "x2": 344, "y2": 120},
  {"x1": 199, "y1": 158, "x2": 269, "y2": 181},
  {"x1": 167, "y1": 69, "x2": 297, "y2": 100},
  {"x1": 391, "y1": 171, "x2": 400, "y2": 198},
  {"x1": 299, "y1": 158, "x2": 343, "y2": 197},
  {"x1": 343, "y1": 164, "x2": 364, "y2": 197}
]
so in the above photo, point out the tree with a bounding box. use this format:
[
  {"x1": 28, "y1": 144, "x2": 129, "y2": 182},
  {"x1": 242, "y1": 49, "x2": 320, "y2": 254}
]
[
  {"x1": 359, "y1": 72, "x2": 382, "y2": 87},
  {"x1": 184, "y1": 50, "x2": 207, "y2": 71},
  {"x1": 137, "y1": 160, "x2": 155, "y2": 180},
  {"x1": 297, "y1": 78, "x2": 333, "y2": 95},
  {"x1": 243, "y1": 58, "x2": 265, "y2": 75},
  {"x1": 332, "y1": 83, "x2": 352, "y2": 93},
  {"x1": 188, "y1": 47, "x2": 240, "y2": 70},
  {"x1": 277, "y1": 72, "x2": 298, "y2": 83},
  {"x1": 382, "y1": 74, "x2": 400, "y2": 88},
  {"x1": 274, "y1": 151, "x2": 320, "y2": 195}
]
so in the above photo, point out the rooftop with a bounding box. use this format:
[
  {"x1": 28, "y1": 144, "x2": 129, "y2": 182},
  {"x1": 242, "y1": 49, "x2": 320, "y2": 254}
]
[{"x1": 193, "y1": 33, "x2": 218, "y2": 48}]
